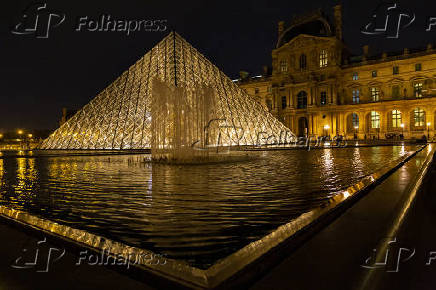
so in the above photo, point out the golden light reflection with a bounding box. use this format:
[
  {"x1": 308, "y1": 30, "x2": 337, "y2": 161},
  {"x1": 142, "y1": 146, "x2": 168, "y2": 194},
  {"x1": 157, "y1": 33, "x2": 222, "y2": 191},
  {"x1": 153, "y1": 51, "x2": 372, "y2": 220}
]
[{"x1": 321, "y1": 149, "x2": 334, "y2": 173}]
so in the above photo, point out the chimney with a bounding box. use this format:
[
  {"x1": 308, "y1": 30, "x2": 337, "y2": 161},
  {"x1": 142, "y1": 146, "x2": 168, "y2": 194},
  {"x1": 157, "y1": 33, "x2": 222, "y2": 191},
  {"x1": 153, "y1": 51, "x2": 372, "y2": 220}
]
[
  {"x1": 333, "y1": 5, "x2": 343, "y2": 40},
  {"x1": 262, "y1": 65, "x2": 268, "y2": 76},
  {"x1": 362, "y1": 45, "x2": 369, "y2": 61},
  {"x1": 278, "y1": 21, "x2": 285, "y2": 36}
]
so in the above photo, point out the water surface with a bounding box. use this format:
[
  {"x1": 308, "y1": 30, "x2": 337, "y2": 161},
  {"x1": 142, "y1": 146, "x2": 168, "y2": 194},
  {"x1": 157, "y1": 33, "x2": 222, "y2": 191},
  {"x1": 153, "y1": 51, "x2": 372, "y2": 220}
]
[{"x1": 0, "y1": 146, "x2": 414, "y2": 268}]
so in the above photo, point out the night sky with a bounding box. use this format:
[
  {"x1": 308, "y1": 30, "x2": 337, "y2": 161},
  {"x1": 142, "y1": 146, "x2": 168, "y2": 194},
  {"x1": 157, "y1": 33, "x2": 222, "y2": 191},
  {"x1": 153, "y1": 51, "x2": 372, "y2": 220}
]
[{"x1": 1, "y1": 0, "x2": 435, "y2": 131}]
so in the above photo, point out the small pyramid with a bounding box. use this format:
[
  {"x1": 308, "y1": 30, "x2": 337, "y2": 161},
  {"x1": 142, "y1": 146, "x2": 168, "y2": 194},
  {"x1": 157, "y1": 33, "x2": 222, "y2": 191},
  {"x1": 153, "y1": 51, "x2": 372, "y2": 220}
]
[{"x1": 41, "y1": 32, "x2": 294, "y2": 149}]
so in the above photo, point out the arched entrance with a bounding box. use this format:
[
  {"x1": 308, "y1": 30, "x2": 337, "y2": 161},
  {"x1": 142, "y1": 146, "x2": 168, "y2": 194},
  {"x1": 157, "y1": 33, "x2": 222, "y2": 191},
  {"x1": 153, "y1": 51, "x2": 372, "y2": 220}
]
[{"x1": 298, "y1": 117, "x2": 308, "y2": 137}]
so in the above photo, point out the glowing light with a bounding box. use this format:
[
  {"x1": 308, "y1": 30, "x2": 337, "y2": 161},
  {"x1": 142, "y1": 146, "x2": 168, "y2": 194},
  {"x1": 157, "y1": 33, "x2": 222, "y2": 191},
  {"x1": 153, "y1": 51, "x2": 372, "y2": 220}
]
[
  {"x1": 400, "y1": 123, "x2": 405, "y2": 128},
  {"x1": 28, "y1": 134, "x2": 33, "y2": 138},
  {"x1": 0, "y1": 134, "x2": 3, "y2": 138},
  {"x1": 343, "y1": 191, "x2": 350, "y2": 198},
  {"x1": 427, "y1": 122, "x2": 431, "y2": 126},
  {"x1": 17, "y1": 130, "x2": 23, "y2": 135},
  {"x1": 324, "y1": 125, "x2": 330, "y2": 130},
  {"x1": 354, "y1": 126, "x2": 359, "y2": 129}
]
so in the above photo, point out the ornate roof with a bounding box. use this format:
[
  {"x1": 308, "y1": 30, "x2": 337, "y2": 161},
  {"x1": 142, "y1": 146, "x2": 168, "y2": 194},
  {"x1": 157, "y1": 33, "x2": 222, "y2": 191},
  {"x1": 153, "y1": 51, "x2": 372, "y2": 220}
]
[{"x1": 277, "y1": 9, "x2": 333, "y2": 48}]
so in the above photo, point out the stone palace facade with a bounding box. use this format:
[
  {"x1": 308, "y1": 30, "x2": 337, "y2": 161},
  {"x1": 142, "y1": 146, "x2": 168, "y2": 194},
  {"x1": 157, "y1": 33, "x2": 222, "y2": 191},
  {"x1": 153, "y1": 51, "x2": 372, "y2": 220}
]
[{"x1": 237, "y1": 5, "x2": 436, "y2": 140}]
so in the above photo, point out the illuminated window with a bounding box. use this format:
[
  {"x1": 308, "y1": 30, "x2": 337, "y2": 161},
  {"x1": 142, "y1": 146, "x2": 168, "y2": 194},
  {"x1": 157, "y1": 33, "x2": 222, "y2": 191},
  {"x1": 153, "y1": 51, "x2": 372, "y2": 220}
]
[
  {"x1": 297, "y1": 91, "x2": 307, "y2": 109},
  {"x1": 320, "y1": 91, "x2": 327, "y2": 105},
  {"x1": 352, "y1": 89, "x2": 360, "y2": 104},
  {"x1": 352, "y1": 113, "x2": 359, "y2": 128},
  {"x1": 414, "y1": 83, "x2": 423, "y2": 98},
  {"x1": 319, "y1": 49, "x2": 328, "y2": 67},
  {"x1": 392, "y1": 85, "x2": 400, "y2": 98},
  {"x1": 415, "y1": 63, "x2": 422, "y2": 71},
  {"x1": 414, "y1": 108, "x2": 425, "y2": 127},
  {"x1": 281, "y1": 96, "x2": 287, "y2": 109},
  {"x1": 299, "y1": 54, "x2": 307, "y2": 70},
  {"x1": 392, "y1": 110, "x2": 402, "y2": 128},
  {"x1": 352, "y1": 72, "x2": 358, "y2": 80},
  {"x1": 393, "y1": 66, "x2": 399, "y2": 75},
  {"x1": 280, "y1": 60, "x2": 288, "y2": 72},
  {"x1": 371, "y1": 111, "x2": 380, "y2": 129},
  {"x1": 371, "y1": 87, "x2": 380, "y2": 102}
]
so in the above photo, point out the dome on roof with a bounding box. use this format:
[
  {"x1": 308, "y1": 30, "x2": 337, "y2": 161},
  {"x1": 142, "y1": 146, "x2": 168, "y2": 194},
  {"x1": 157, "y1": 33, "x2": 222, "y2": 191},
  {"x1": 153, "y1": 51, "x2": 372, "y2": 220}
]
[{"x1": 277, "y1": 17, "x2": 332, "y2": 48}]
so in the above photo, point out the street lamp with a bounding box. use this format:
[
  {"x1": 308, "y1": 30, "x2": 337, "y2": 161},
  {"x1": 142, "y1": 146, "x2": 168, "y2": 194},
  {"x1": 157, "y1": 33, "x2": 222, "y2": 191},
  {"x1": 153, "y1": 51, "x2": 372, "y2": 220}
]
[
  {"x1": 17, "y1": 129, "x2": 23, "y2": 135},
  {"x1": 27, "y1": 134, "x2": 33, "y2": 139},
  {"x1": 323, "y1": 124, "x2": 330, "y2": 136},
  {"x1": 0, "y1": 133, "x2": 3, "y2": 139},
  {"x1": 354, "y1": 126, "x2": 358, "y2": 139},
  {"x1": 427, "y1": 122, "x2": 431, "y2": 140},
  {"x1": 400, "y1": 123, "x2": 405, "y2": 138}
]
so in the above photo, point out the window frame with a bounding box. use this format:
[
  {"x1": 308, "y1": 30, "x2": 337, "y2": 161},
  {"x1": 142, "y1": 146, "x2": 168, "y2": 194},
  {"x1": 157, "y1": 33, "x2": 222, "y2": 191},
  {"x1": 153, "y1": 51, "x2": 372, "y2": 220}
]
[
  {"x1": 414, "y1": 108, "x2": 425, "y2": 127},
  {"x1": 299, "y1": 54, "x2": 307, "y2": 70},
  {"x1": 371, "y1": 87, "x2": 380, "y2": 102},
  {"x1": 352, "y1": 89, "x2": 360, "y2": 104},
  {"x1": 391, "y1": 110, "x2": 402, "y2": 128},
  {"x1": 371, "y1": 111, "x2": 380, "y2": 129},
  {"x1": 319, "y1": 49, "x2": 328, "y2": 68}
]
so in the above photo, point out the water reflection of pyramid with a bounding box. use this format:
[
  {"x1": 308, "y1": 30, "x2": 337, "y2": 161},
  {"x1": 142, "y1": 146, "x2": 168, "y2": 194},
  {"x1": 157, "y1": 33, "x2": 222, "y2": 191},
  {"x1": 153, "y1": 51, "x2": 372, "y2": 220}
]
[{"x1": 41, "y1": 32, "x2": 294, "y2": 149}]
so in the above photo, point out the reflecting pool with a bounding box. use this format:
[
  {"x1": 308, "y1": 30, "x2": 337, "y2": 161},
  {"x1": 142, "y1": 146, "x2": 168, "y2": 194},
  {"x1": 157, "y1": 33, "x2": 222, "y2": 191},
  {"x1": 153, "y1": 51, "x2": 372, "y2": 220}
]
[{"x1": 0, "y1": 146, "x2": 415, "y2": 269}]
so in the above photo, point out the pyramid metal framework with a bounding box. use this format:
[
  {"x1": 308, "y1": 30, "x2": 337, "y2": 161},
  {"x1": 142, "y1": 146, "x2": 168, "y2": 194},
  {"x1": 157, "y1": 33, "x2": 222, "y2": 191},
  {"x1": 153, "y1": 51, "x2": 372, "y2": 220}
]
[{"x1": 41, "y1": 32, "x2": 294, "y2": 149}]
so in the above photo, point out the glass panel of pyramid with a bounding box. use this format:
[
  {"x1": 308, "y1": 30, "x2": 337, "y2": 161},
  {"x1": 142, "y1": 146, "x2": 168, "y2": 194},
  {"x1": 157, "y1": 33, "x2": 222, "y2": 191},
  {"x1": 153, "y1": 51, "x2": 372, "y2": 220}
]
[{"x1": 40, "y1": 32, "x2": 294, "y2": 149}]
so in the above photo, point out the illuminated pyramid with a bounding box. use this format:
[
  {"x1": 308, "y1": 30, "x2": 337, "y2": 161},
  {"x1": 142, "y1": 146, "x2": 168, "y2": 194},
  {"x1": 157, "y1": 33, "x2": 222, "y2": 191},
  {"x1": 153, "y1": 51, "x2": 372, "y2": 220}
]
[{"x1": 41, "y1": 32, "x2": 294, "y2": 149}]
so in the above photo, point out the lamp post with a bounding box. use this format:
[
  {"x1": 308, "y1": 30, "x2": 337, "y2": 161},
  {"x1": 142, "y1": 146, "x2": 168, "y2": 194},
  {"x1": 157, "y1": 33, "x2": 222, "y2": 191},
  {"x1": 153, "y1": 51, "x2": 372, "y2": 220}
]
[
  {"x1": 400, "y1": 123, "x2": 405, "y2": 139},
  {"x1": 324, "y1": 125, "x2": 330, "y2": 139},
  {"x1": 427, "y1": 122, "x2": 431, "y2": 140},
  {"x1": 354, "y1": 126, "x2": 358, "y2": 140}
]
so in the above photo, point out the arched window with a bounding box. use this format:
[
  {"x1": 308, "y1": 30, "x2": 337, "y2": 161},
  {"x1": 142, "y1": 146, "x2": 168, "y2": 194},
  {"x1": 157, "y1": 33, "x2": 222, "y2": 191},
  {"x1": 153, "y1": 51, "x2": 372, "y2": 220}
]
[
  {"x1": 297, "y1": 91, "x2": 307, "y2": 109},
  {"x1": 299, "y1": 54, "x2": 307, "y2": 70},
  {"x1": 352, "y1": 113, "x2": 359, "y2": 128},
  {"x1": 414, "y1": 107, "x2": 425, "y2": 127},
  {"x1": 319, "y1": 49, "x2": 328, "y2": 67},
  {"x1": 371, "y1": 111, "x2": 380, "y2": 129},
  {"x1": 392, "y1": 110, "x2": 402, "y2": 128}
]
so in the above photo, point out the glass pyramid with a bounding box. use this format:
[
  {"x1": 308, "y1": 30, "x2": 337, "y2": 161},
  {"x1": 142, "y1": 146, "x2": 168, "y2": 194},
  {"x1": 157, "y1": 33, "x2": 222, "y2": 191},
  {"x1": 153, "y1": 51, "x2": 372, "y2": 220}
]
[{"x1": 41, "y1": 32, "x2": 294, "y2": 149}]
